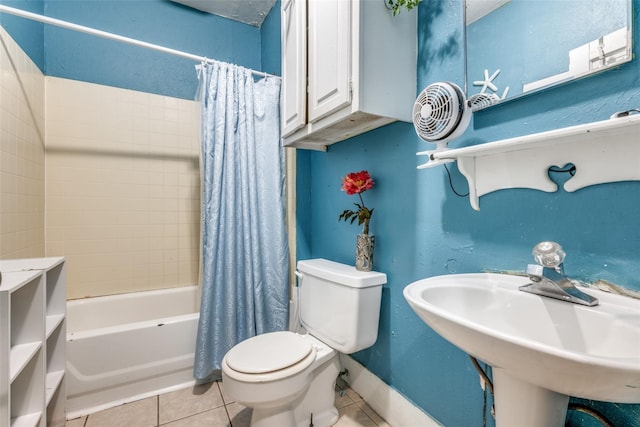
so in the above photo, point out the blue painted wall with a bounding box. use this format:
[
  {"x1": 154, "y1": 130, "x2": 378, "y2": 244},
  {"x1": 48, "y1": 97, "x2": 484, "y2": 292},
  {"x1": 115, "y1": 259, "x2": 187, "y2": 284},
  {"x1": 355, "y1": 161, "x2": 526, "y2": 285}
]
[
  {"x1": 2, "y1": 0, "x2": 265, "y2": 99},
  {"x1": 0, "y1": 0, "x2": 45, "y2": 70},
  {"x1": 260, "y1": 0, "x2": 281, "y2": 76},
  {"x1": 298, "y1": 0, "x2": 640, "y2": 426},
  {"x1": 43, "y1": 0, "x2": 262, "y2": 99}
]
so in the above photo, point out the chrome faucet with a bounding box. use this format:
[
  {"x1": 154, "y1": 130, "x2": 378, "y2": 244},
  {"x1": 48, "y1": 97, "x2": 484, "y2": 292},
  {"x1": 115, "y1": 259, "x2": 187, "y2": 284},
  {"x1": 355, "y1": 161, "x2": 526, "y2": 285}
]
[{"x1": 519, "y1": 241, "x2": 598, "y2": 307}]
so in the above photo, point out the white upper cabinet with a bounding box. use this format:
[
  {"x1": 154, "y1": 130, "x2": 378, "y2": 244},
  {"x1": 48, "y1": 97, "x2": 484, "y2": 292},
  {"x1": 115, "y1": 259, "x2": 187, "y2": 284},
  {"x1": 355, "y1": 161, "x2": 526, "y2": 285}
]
[
  {"x1": 307, "y1": 0, "x2": 352, "y2": 123},
  {"x1": 281, "y1": 0, "x2": 307, "y2": 136},
  {"x1": 281, "y1": 0, "x2": 417, "y2": 150}
]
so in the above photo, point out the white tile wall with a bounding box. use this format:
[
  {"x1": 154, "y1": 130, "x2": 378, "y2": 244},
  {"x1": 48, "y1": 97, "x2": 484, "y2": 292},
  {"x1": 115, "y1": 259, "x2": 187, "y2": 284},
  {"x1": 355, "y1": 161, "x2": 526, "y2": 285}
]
[
  {"x1": 45, "y1": 77, "x2": 201, "y2": 299},
  {"x1": 1, "y1": 27, "x2": 201, "y2": 300},
  {"x1": 0, "y1": 26, "x2": 46, "y2": 259}
]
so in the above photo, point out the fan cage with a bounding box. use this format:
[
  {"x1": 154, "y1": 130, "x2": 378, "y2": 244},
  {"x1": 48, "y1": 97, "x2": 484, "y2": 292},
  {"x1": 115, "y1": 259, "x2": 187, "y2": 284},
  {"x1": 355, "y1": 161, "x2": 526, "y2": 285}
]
[{"x1": 413, "y1": 83, "x2": 465, "y2": 142}]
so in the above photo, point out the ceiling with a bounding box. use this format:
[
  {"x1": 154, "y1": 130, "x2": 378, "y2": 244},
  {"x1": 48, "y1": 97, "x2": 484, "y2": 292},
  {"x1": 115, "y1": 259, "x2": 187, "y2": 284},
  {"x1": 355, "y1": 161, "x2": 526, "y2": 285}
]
[{"x1": 171, "y1": 0, "x2": 277, "y2": 27}]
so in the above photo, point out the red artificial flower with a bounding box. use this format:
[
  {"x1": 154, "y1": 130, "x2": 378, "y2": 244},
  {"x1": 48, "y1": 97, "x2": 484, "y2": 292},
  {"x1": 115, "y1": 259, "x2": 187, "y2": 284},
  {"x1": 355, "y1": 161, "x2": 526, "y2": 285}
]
[
  {"x1": 338, "y1": 171, "x2": 375, "y2": 235},
  {"x1": 341, "y1": 171, "x2": 374, "y2": 195}
]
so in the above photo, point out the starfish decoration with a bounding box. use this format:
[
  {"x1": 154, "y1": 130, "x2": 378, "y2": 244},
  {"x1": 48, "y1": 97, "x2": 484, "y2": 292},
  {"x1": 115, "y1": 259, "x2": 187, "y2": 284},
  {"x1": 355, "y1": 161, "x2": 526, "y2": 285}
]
[
  {"x1": 469, "y1": 69, "x2": 511, "y2": 110},
  {"x1": 473, "y1": 69, "x2": 501, "y2": 93}
]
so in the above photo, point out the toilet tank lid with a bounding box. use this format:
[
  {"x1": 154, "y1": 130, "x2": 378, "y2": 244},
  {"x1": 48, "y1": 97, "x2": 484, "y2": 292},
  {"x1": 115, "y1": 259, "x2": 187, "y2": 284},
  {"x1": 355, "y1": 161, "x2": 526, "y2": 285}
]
[{"x1": 297, "y1": 259, "x2": 387, "y2": 288}]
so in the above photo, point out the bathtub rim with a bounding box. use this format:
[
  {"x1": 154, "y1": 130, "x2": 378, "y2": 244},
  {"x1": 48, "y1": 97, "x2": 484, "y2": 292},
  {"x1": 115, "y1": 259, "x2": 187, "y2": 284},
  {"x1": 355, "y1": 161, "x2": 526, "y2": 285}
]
[
  {"x1": 66, "y1": 312, "x2": 199, "y2": 341},
  {"x1": 66, "y1": 284, "x2": 199, "y2": 305},
  {"x1": 66, "y1": 284, "x2": 199, "y2": 334}
]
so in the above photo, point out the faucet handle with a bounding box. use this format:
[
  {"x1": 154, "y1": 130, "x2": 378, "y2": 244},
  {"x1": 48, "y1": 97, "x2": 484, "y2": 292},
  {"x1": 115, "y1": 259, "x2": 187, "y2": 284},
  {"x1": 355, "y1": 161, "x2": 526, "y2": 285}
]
[{"x1": 532, "y1": 241, "x2": 565, "y2": 268}]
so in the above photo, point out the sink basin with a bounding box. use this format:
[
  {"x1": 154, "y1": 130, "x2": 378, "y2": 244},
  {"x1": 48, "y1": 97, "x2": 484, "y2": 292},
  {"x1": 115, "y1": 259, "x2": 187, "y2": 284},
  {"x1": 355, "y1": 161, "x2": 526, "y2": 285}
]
[{"x1": 404, "y1": 273, "x2": 640, "y2": 427}]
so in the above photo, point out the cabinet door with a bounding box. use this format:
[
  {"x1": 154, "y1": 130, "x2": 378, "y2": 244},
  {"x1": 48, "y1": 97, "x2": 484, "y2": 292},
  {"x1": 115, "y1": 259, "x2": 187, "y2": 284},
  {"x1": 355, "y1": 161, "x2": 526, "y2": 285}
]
[
  {"x1": 281, "y1": 0, "x2": 307, "y2": 137},
  {"x1": 307, "y1": 0, "x2": 352, "y2": 123}
]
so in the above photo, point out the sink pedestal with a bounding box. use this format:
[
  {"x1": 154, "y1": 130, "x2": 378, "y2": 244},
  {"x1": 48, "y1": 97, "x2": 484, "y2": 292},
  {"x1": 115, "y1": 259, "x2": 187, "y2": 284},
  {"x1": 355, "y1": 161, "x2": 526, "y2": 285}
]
[{"x1": 493, "y1": 368, "x2": 569, "y2": 427}]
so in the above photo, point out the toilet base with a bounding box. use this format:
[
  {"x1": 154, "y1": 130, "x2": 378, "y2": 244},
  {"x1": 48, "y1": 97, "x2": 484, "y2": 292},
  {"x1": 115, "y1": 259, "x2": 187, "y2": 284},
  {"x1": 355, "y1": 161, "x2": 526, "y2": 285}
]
[
  {"x1": 250, "y1": 407, "x2": 297, "y2": 427},
  {"x1": 250, "y1": 405, "x2": 338, "y2": 427},
  {"x1": 223, "y1": 334, "x2": 342, "y2": 427},
  {"x1": 247, "y1": 349, "x2": 340, "y2": 427},
  {"x1": 293, "y1": 352, "x2": 340, "y2": 427}
]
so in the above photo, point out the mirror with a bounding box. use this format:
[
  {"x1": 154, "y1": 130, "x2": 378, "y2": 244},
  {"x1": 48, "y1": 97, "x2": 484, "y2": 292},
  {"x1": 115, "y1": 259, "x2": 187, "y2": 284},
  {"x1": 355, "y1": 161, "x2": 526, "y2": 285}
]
[{"x1": 465, "y1": 0, "x2": 633, "y2": 111}]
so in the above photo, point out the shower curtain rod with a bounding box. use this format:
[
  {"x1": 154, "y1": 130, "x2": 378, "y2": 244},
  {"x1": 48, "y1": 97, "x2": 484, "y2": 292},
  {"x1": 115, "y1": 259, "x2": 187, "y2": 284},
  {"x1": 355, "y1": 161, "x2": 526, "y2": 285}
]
[{"x1": 0, "y1": 5, "x2": 279, "y2": 79}]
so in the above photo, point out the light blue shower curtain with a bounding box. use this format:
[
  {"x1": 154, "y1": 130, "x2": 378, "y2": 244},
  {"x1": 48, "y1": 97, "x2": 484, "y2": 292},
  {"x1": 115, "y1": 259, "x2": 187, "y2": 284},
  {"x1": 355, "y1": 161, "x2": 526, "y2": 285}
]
[{"x1": 194, "y1": 61, "x2": 289, "y2": 380}]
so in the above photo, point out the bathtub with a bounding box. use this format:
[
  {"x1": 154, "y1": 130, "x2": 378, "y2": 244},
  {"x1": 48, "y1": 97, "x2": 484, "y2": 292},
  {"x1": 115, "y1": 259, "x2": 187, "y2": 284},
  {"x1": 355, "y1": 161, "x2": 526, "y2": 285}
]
[{"x1": 66, "y1": 285, "x2": 201, "y2": 419}]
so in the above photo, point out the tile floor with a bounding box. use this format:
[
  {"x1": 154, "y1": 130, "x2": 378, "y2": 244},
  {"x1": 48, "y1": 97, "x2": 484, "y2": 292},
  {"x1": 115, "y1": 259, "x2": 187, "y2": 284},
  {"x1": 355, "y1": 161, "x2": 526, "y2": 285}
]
[{"x1": 65, "y1": 379, "x2": 390, "y2": 427}]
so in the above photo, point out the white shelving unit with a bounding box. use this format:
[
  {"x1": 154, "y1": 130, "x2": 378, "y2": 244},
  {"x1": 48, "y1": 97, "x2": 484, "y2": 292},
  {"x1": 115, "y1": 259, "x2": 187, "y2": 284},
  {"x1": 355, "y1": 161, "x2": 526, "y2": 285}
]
[
  {"x1": 0, "y1": 258, "x2": 66, "y2": 427},
  {"x1": 427, "y1": 114, "x2": 640, "y2": 210}
]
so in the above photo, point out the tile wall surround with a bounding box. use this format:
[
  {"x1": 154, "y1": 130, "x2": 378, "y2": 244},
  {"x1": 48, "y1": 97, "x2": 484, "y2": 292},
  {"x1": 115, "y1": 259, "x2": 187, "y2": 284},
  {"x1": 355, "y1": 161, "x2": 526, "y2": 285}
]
[
  {"x1": 45, "y1": 77, "x2": 201, "y2": 299},
  {"x1": 1, "y1": 26, "x2": 201, "y2": 299},
  {"x1": 0, "y1": 26, "x2": 46, "y2": 259}
]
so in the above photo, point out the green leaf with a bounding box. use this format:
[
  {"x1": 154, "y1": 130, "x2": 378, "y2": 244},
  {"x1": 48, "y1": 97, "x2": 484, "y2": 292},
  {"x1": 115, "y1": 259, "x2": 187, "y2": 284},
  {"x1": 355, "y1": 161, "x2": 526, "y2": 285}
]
[
  {"x1": 391, "y1": 0, "x2": 420, "y2": 15},
  {"x1": 339, "y1": 209, "x2": 357, "y2": 222}
]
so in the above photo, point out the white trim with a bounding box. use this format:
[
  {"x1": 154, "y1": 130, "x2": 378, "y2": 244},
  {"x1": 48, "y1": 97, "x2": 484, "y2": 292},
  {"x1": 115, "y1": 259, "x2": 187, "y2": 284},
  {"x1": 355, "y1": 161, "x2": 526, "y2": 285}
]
[{"x1": 340, "y1": 355, "x2": 443, "y2": 427}]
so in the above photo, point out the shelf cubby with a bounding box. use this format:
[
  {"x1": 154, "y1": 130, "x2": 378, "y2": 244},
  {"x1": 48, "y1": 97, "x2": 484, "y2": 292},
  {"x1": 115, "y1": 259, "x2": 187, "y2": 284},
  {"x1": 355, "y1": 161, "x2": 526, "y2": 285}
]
[
  {"x1": 45, "y1": 322, "x2": 65, "y2": 405},
  {"x1": 10, "y1": 347, "x2": 45, "y2": 427}
]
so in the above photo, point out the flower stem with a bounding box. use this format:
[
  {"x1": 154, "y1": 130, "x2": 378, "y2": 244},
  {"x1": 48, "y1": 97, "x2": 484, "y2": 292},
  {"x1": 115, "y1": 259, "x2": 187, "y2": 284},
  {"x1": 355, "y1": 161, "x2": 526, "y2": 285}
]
[{"x1": 359, "y1": 193, "x2": 370, "y2": 235}]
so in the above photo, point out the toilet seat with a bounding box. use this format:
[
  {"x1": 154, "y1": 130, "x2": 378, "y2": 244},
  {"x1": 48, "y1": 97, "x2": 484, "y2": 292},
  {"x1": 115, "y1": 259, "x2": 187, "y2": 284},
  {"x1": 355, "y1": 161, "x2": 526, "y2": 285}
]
[{"x1": 223, "y1": 331, "x2": 316, "y2": 382}]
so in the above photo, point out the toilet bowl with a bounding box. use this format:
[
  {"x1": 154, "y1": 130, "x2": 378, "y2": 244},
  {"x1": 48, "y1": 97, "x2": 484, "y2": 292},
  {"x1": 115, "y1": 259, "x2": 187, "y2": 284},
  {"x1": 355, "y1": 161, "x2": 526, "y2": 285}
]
[
  {"x1": 221, "y1": 259, "x2": 387, "y2": 427},
  {"x1": 222, "y1": 331, "x2": 339, "y2": 427}
]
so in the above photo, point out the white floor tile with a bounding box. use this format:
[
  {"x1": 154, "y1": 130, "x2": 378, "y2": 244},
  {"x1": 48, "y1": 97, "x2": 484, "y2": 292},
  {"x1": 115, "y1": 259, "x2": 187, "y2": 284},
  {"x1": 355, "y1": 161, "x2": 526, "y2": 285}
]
[
  {"x1": 75, "y1": 381, "x2": 388, "y2": 427},
  {"x1": 160, "y1": 406, "x2": 230, "y2": 427},
  {"x1": 85, "y1": 397, "x2": 157, "y2": 427},
  {"x1": 158, "y1": 381, "x2": 225, "y2": 424}
]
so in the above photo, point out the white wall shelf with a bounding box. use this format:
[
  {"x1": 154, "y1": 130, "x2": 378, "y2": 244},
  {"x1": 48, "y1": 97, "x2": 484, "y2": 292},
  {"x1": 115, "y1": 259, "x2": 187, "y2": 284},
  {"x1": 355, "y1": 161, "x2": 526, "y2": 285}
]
[
  {"x1": 429, "y1": 114, "x2": 640, "y2": 210},
  {"x1": 1, "y1": 257, "x2": 66, "y2": 427}
]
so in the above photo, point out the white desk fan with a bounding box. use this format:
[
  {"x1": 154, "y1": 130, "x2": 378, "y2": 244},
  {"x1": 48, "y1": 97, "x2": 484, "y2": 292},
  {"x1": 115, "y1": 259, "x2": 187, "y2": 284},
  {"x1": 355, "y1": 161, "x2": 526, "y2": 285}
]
[{"x1": 414, "y1": 82, "x2": 471, "y2": 169}]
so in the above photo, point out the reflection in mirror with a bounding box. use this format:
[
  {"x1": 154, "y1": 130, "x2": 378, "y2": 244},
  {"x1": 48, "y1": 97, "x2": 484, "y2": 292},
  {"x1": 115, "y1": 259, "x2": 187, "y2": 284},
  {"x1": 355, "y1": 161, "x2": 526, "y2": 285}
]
[{"x1": 465, "y1": 0, "x2": 632, "y2": 111}]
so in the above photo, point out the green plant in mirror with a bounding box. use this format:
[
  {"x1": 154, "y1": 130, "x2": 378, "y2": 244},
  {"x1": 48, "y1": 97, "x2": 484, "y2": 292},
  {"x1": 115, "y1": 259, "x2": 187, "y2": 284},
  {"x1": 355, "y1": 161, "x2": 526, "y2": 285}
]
[{"x1": 385, "y1": 0, "x2": 421, "y2": 15}]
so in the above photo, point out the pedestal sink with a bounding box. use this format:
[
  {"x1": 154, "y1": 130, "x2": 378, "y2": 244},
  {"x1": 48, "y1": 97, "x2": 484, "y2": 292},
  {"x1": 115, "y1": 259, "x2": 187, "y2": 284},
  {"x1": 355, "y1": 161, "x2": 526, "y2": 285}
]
[{"x1": 403, "y1": 273, "x2": 640, "y2": 427}]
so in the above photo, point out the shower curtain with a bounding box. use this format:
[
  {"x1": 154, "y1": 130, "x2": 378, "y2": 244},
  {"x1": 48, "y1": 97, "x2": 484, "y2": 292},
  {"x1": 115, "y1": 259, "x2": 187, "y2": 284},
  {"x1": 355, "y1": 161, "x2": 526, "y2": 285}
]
[{"x1": 194, "y1": 61, "x2": 289, "y2": 380}]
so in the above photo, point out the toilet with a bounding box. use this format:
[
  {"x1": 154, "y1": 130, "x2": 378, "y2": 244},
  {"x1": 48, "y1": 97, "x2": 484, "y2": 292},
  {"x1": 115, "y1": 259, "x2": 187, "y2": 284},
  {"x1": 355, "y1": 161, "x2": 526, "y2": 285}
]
[{"x1": 221, "y1": 258, "x2": 387, "y2": 427}]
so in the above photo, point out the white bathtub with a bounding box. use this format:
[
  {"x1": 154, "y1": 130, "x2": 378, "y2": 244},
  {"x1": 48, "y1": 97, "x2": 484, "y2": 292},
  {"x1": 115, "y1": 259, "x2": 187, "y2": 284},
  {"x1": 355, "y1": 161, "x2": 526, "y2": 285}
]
[{"x1": 66, "y1": 285, "x2": 200, "y2": 419}]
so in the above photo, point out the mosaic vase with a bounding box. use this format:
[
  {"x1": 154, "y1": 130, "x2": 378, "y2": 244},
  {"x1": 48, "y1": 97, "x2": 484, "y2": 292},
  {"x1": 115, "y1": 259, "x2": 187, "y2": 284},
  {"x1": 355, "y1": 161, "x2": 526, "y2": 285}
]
[{"x1": 355, "y1": 233, "x2": 375, "y2": 272}]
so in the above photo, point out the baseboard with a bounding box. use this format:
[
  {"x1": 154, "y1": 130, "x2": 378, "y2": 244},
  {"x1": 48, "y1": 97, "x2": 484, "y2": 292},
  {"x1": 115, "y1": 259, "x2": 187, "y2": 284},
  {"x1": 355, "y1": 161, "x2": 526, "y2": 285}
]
[{"x1": 339, "y1": 354, "x2": 442, "y2": 427}]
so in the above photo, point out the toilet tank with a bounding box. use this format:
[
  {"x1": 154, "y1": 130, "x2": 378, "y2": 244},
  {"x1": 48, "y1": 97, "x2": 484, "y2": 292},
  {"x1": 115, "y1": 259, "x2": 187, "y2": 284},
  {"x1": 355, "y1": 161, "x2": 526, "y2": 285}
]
[{"x1": 297, "y1": 259, "x2": 387, "y2": 354}]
